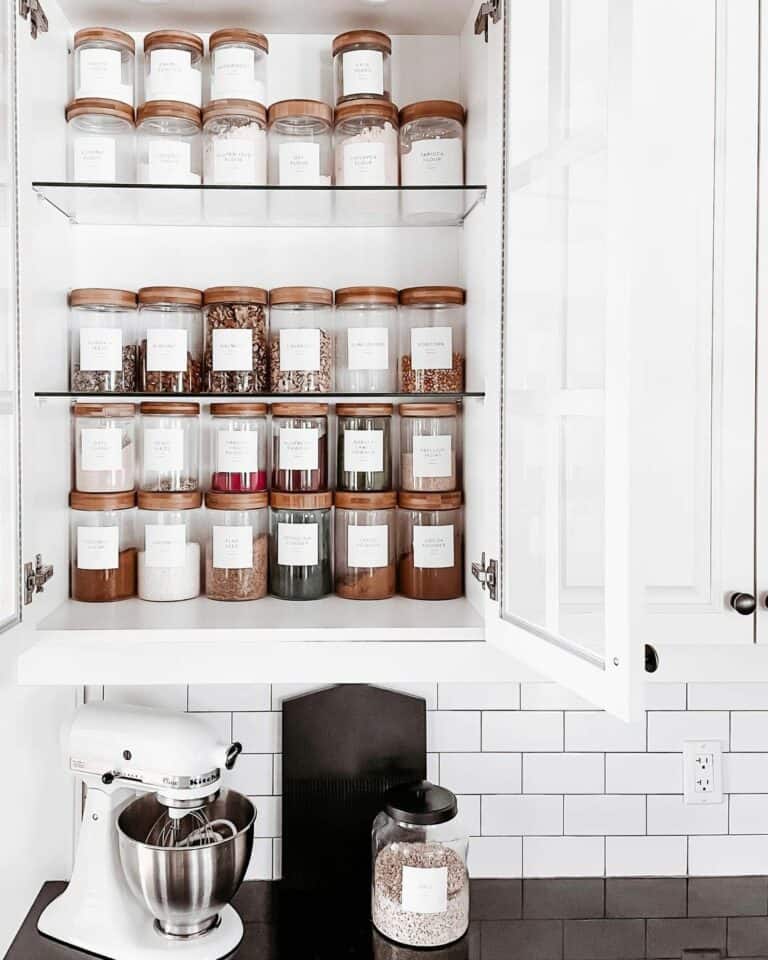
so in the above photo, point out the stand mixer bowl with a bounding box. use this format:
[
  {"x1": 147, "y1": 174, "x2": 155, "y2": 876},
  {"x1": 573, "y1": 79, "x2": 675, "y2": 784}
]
[{"x1": 117, "y1": 788, "x2": 255, "y2": 938}]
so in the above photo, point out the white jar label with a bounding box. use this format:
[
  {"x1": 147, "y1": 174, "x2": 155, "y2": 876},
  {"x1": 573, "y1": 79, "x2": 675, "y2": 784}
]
[
  {"x1": 212, "y1": 135, "x2": 265, "y2": 184},
  {"x1": 343, "y1": 141, "x2": 386, "y2": 186},
  {"x1": 216, "y1": 431, "x2": 259, "y2": 473},
  {"x1": 79, "y1": 327, "x2": 122, "y2": 371},
  {"x1": 146, "y1": 328, "x2": 188, "y2": 372},
  {"x1": 413, "y1": 435, "x2": 452, "y2": 478},
  {"x1": 147, "y1": 49, "x2": 200, "y2": 105},
  {"x1": 344, "y1": 429, "x2": 383, "y2": 472},
  {"x1": 413, "y1": 524, "x2": 455, "y2": 569},
  {"x1": 81, "y1": 428, "x2": 123, "y2": 472},
  {"x1": 278, "y1": 522, "x2": 319, "y2": 567},
  {"x1": 347, "y1": 327, "x2": 388, "y2": 370},
  {"x1": 342, "y1": 49, "x2": 384, "y2": 96},
  {"x1": 347, "y1": 524, "x2": 388, "y2": 569},
  {"x1": 401, "y1": 866, "x2": 448, "y2": 915},
  {"x1": 279, "y1": 141, "x2": 321, "y2": 186},
  {"x1": 73, "y1": 136, "x2": 116, "y2": 182},
  {"x1": 279, "y1": 328, "x2": 321, "y2": 372},
  {"x1": 145, "y1": 524, "x2": 186, "y2": 568},
  {"x1": 211, "y1": 47, "x2": 264, "y2": 101},
  {"x1": 143, "y1": 428, "x2": 184, "y2": 472},
  {"x1": 212, "y1": 524, "x2": 253, "y2": 569},
  {"x1": 77, "y1": 525, "x2": 119, "y2": 571},
  {"x1": 212, "y1": 328, "x2": 253, "y2": 371},
  {"x1": 401, "y1": 138, "x2": 463, "y2": 186},
  {"x1": 78, "y1": 48, "x2": 122, "y2": 99},
  {"x1": 411, "y1": 326, "x2": 452, "y2": 370},
  {"x1": 148, "y1": 139, "x2": 193, "y2": 184},
  {"x1": 279, "y1": 427, "x2": 319, "y2": 470}
]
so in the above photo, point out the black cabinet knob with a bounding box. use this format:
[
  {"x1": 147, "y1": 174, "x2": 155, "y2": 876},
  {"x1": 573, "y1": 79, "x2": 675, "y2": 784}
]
[{"x1": 730, "y1": 592, "x2": 756, "y2": 615}]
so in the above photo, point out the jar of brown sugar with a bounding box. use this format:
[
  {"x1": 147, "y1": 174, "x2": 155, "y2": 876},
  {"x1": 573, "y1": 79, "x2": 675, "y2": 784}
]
[
  {"x1": 203, "y1": 286, "x2": 269, "y2": 393},
  {"x1": 205, "y1": 491, "x2": 268, "y2": 601},
  {"x1": 399, "y1": 402, "x2": 459, "y2": 492},
  {"x1": 335, "y1": 491, "x2": 396, "y2": 600},
  {"x1": 70, "y1": 490, "x2": 137, "y2": 602},
  {"x1": 398, "y1": 491, "x2": 463, "y2": 600},
  {"x1": 399, "y1": 287, "x2": 465, "y2": 393}
]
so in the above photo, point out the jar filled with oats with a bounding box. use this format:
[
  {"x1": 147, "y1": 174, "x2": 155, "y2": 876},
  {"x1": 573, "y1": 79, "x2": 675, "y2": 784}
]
[
  {"x1": 398, "y1": 287, "x2": 465, "y2": 393},
  {"x1": 205, "y1": 491, "x2": 268, "y2": 601},
  {"x1": 203, "y1": 286, "x2": 269, "y2": 392},
  {"x1": 269, "y1": 287, "x2": 334, "y2": 393}
]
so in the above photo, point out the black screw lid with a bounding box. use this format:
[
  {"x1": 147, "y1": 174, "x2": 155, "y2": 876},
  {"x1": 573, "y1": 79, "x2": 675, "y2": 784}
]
[{"x1": 384, "y1": 780, "x2": 458, "y2": 826}]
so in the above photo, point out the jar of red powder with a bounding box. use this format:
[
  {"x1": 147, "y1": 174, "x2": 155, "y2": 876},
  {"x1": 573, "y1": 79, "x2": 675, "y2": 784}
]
[
  {"x1": 271, "y1": 402, "x2": 328, "y2": 493},
  {"x1": 210, "y1": 402, "x2": 268, "y2": 493}
]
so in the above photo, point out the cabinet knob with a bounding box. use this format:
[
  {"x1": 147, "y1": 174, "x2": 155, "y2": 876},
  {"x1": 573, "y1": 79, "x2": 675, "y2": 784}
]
[{"x1": 730, "y1": 592, "x2": 756, "y2": 615}]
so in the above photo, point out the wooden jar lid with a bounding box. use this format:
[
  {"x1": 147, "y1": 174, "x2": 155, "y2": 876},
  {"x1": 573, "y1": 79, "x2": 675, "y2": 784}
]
[
  {"x1": 74, "y1": 27, "x2": 135, "y2": 52},
  {"x1": 398, "y1": 402, "x2": 458, "y2": 417},
  {"x1": 270, "y1": 287, "x2": 333, "y2": 306},
  {"x1": 202, "y1": 100, "x2": 267, "y2": 126},
  {"x1": 399, "y1": 100, "x2": 466, "y2": 126},
  {"x1": 335, "y1": 491, "x2": 397, "y2": 510},
  {"x1": 69, "y1": 288, "x2": 137, "y2": 309},
  {"x1": 73, "y1": 403, "x2": 136, "y2": 418},
  {"x1": 336, "y1": 403, "x2": 393, "y2": 417},
  {"x1": 267, "y1": 99, "x2": 333, "y2": 127},
  {"x1": 209, "y1": 28, "x2": 269, "y2": 53},
  {"x1": 399, "y1": 286, "x2": 465, "y2": 306},
  {"x1": 270, "y1": 490, "x2": 333, "y2": 510},
  {"x1": 143, "y1": 30, "x2": 204, "y2": 56},
  {"x1": 65, "y1": 98, "x2": 134, "y2": 123},
  {"x1": 205, "y1": 491, "x2": 268, "y2": 510},
  {"x1": 203, "y1": 286, "x2": 268, "y2": 305},
  {"x1": 138, "y1": 286, "x2": 203, "y2": 307},
  {"x1": 271, "y1": 402, "x2": 328, "y2": 417},
  {"x1": 332, "y1": 30, "x2": 392, "y2": 56},
  {"x1": 335, "y1": 286, "x2": 398, "y2": 307},
  {"x1": 136, "y1": 101, "x2": 202, "y2": 127},
  {"x1": 334, "y1": 99, "x2": 398, "y2": 127},
  {"x1": 398, "y1": 491, "x2": 462, "y2": 510},
  {"x1": 210, "y1": 402, "x2": 268, "y2": 416},
  {"x1": 137, "y1": 490, "x2": 202, "y2": 510},
  {"x1": 70, "y1": 490, "x2": 136, "y2": 511},
  {"x1": 139, "y1": 401, "x2": 199, "y2": 416}
]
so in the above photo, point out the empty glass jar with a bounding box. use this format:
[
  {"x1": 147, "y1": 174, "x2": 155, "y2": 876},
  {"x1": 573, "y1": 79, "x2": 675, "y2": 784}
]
[
  {"x1": 269, "y1": 490, "x2": 333, "y2": 600},
  {"x1": 210, "y1": 403, "x2": 268, "y2": 493},
  {"x1": 139, "y1": 401, "x2": 199, "y2": 492},
  {"x1": 332, "y1": 30, "x2": 392, "y2": 104},
  {"x1": 400, "y1": 402, "x2": 459, "y2": 492},
  {"x1": 66, "y1": 98, "x2": 135, "y2": 182},
  {"x1": 203, "y1": 100, "x2": 268, "y2": 186},
  {"x1": 143, "y1": 30, "x2": 203, "y2": 107},
  {"x1": 205, "y1": 491, "x2": 268, "y2": 601},
  {"x1": 337, "y1": 403, "x2": 392, "y2": 492},
  {"x1": 138, "y1": 286, "x2": 203, "y2": 393},
  {"x1": 269, "y1": 288, "x2": 334, "y2": 393},
  {"x1": 203, "y1": 286, "x2": 268, "y2": 392},
  {"x1": 73, "y1": 28, "x2": 135, "y2": 105},
  {"x1": 335, "y1": 286, "x2": 398, "y2": 393},
  {"x1": 399, "y1": 287, "x2": 466, "y2": 393},
  {"x1": 335, "y1": 491, "x2": 396, "y2": 600},
  {"x1": 137, "y1": 491, "x2": 202, "y2": 601},
  {"x1": 70, "y1": 491, "x2": 137, "y2": 602},
  {"x1": 69, "y1": 288, "x2": 137, "y2": 393},
  {"x1": 267, "y1": 100, "x2": 333, "y2": 185},
  {"x1": 334, "y1": 100, "x2": 399, "y2": 186},
  {"x1": 137, "y1": 101, "x2": 202, "y2": 184},
  {"x1": 73, "y1": 403, "x2": 136, "y2": 494},
  {"x1": 209, "y1": 29, "x2": 269, "y2": 103},
  {"x1": 271, "y1": 402, "x2": 328, "y2": 493},
  {"x1": 399, "y1": 101, "x2": 465, "y2": 186},
  {"x1": 398, "y1": 491, "x2": 463, "y2": 600}
]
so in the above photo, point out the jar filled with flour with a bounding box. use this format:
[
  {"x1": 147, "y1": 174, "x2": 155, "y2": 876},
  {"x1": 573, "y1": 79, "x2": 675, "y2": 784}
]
[
  {"x1": 203, "y1": 99, "x2": 267, "y2": 185},
  {"x1": 399, "y1": 101, "x2": 465, "y2": 222},
  {"x1": 137, "y1": 490, "x2": 202, "y2": 601}
]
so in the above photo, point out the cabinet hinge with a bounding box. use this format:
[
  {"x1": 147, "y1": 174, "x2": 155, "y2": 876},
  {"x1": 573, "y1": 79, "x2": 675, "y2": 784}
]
[
  {"x1": 474, "y1": 0, "x2": 502, "y2": 42},
  {"x1": 24, "y1": 553, "x2": 54, "y2": 605},
  {"x1": 471, "y1": 552, "x2": 497, "y2": 600},
  {"x1": 18, "y1": 0, "x2": 48, "y2": 39}
]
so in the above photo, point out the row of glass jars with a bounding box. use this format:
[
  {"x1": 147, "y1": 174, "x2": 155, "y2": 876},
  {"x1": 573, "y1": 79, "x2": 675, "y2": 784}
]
[
  {"x1": 69, "y1": 285, "x2": 466, "y2": 394},
  {"x1": 73, "y1": 401, "x2": 461, "y2": 496},
  {"x1": 69, "y1": 489, "x2": 464, "y2": 602}
]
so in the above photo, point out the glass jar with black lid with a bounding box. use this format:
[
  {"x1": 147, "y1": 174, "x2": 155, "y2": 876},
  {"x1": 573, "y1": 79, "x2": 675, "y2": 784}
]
[
  {"x1": 269, "y1": 490, "x2": 332, "y2": 600},
  {"x1": 337, "y1": 403, "x2": 392, "y2": 492}
]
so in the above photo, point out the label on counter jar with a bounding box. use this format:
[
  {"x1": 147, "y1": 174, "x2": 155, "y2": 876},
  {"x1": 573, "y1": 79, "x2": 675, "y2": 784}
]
[
  {"x1": 217, "y1": 432, "x2": 259, "y2": 472},
  {"x1": 401, "y1": 866, "x2": 448, "y2": 914},
  {"x1": 343, "y1": 142, "x2": 386, "y2": 186},
  {"x1": 146, "y1": 328, "x2": 188, "y2": 372},
  {"x1": 212, "y1": 136, "x2": 264, "y2": 184},
  {"x1": 145, "y1": 524, "x2": 186, "y2": 567},
  {"x1": 81, "y1": 428, "x2": 123, "y2": 472},
  {"x1": 212, "y1": 524, "x2": 253, "y2": 569},
  {"x1": 279, "y1": 141, "x2": 321, "y2": 186},
  {"x1": 78, "y1": 48, "x2": 122, "y2": 98},
  {"x1": 73, "y1": 136, "x2": 116, "y2": 181},
  {"x1": 342, "y1": 50, "x2": 384, "y2": 96},
  {"x1": 148, "y1": 139, "x2": 193, "y2": 183},
  {"x1": 278, "y1": 522, "x2": 319, "y2": 567},
  {"x1": 413, "y1": 524, "x2": 455, "y2": 569},
  {"x1": 147, "y1": 48, "x2": 192, "y2": 101},
  {"x1": 77, "y1": 525, "x2": 119, "y2": 570},
  {"x1": 348, "y1": 524, "x2": 388, "y2": 568},
  {"x1": 279, "y1": 428, "x2": 319, "y2": 470},
  {"x1": 347, "y1": 327, "x2": 388, "y2": 370},
  {"x1": 279, "y1": 328, "x2": 321, "y2": 371},
  {"x1": 80, "y1": 328, "x2": 123, "y2": 371},
  {"x1": 411, "y1": 327, "x2": 452, "y2": 370},
  {"x1": 143, "y1": 428, "x2": 184, "y2": 472},
  {"x1": 212, "y1": 328, "x2": 253, "y2": 371},
  {"x1": 211, "y1": 47, "x2": 261, "y2": 100},
  {"x1": 401, "y1": 138, "x2": 463, "y2": 186},
  {"x1": 413, "y1": 435, "x2": 452, "y2": 478},
  {"x1": 344, "y1": 430, "x2": 383, "y2": 472}
]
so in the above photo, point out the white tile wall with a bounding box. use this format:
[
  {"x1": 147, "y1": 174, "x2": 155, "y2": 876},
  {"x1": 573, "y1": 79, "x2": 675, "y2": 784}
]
[
  {"x1": 564, "y1": 795, "x2": 645, "y2": 836},
  {"x1": 605, "y1": 836, "x2": 687, "y2": 877}
]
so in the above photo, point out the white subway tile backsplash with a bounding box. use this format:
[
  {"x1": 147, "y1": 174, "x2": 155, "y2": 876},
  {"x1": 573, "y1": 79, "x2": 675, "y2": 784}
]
[
  {"x1": 687, "y1": 683, "x2": 768, "y2": 711},
  {"x1": 271, "y1": 683, "x2": 333, "y2": 709},
  {"x1": 731, "y1": 712, "x2": 768, "y2": 751},
  {"x1": 646, "y1": 795, "x2": 728, "y2": 836},
  {"x1": 564, "y1": 796, "x2": 645, "y2": 836},
  {"x1": 189, "y1": 712, "x2": 231, "y2": 744},
  {"x1": 520, "y1": 683, "x2": 593, "y2": 711},
  {"x1": 565, "y1": 713, "x2": 646, "y2": 752},
  {"x1": 233, "y1": 712, "x2": 282, "y2": 753},
  {"x1": 228, "y1": 754, "x2": 273, "y2": 796},
  {"x1": 455, "y1": 795, "x2": 481, "y2": 837},
  {"x1": 252, "y1": 796, "x2": 282, "y2": 838},
  {"x1": 469, "y1": 837, "x2": 522, "y2": 877},
  {"x1": 729, "y1": 795, "x2": 768, "y2": 835},
  {"x1": 380, "y1": 683, "x2": 438, "y2": 710},
  {"x1": 273, "y1": 753, "x2": 282, "y2": 795},
  {"x1": 483, "y1": 712, "x2": 563, "y2": 752},
  {"x1": 605, "y1": 754, "x2": 683, "y2": 794},
  {"x1": 647, "y1": 711, "x2": 729, "y2": 752},
  {"x1": 441, "y1": 753, "x2": 521, "y2": 794},
  {"x1": 644, "y1": 684, "x2": 687, "y2": 711},
  {"x1": 438, "y1": 682, "x2": 520, "y2": 710},
  {"x1": 689, "y1": 835, "x2": 768, "y2": 876},
  {"x1": 523, "y1": 837, "x2": 604, "y2": 877},
  {"x1": 523, "y1": 754, "x2": 604, "y2": 794},
  {"x1": 482, "y1": 795, "x2": 563, "y2": 836},
  {"x1": 725, "y1": 754, "x2": 768, "y2": 793},
  {"x1": 427, "y1": 711, "x2": 481, "y2": 752},
  {"x1": 189, "y1": 684, "x2": 270, "y2": 712},
  {"x1": 273, "y1": 838, "x2": 282, "y2": 880},
  {"x1": 245, "y1": 838, "x2": 274, "y2": 880},
  {"x1": 605, "y1": 836, "x2": 687, "y2": 877},
  {"x1": 427, "y1": 752, "x2": 440, "y2": 783}
]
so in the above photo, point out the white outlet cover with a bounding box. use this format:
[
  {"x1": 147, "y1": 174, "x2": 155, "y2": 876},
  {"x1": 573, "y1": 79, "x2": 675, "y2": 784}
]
[{"x1": 683, "y1": 740, "x2": 724, "y2": 805}]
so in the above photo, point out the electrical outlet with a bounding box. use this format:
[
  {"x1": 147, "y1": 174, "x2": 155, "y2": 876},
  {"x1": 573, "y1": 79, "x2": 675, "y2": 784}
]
[{"x1": 683, "y1": 740, "x2": 723, "y2": 804}]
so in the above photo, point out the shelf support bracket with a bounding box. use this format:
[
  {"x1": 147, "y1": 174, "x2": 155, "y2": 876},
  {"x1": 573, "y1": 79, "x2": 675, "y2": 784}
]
[{"x1": 474, "y1": 0, "x2": 502, "y2": 42}]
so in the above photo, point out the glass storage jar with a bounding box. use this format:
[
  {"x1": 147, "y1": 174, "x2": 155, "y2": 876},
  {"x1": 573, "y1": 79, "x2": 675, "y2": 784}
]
[
  {"x1": 139, "y1": 401, "x2": 199, "y2": 492},
  {"x1": 400, "y1": 402, "x2": 459, "y2": 492},
  {"x1": 399, "y1": 101, "x2": 465, "y2": 186},
  {"x1": 137, "y1": 101, "x2": 202, "y2": 184},
  {"x1": 399, "y1": 287, "x2": 466, "y2": 393},
  {"x1": 269, "y1": 287, "x2": 334, "y2": 393},
  {"x1": 333, "y1": 30, "x2": 392, "y2": 104},
  {"x1": 271, "y1": 402, "x2": 328, "y2": 493},
  {"x1": 73, "y1": 403, "x2": 136, "y2": 494},
  {"x1": 203, "y1": 286, "x2": 269, "y2": 392},
  {"x1": 209, "y1": 29, "x2": 269, "y2": 103},
  {"x1": 269, "y1": 490, "x2": 333, "y2": 600},
  {"x1": 334, "y1": 286, "x2": 398, "y2": 393},
  {"x1": 66, "y1": 98, "x2": 135, "y2": 182},
  {"x1": 210, "y1": 402, "x2": 268, "y2": 492},
  {"x1": 205, "y1": 491, "x2": 268, "y2": 601},
  {"x1": 143, "y1": 30, "x2": 203, "y2": 107},
  {"x1": 267, "y1": 99, "x2": 333, "y2": 185},
  {"x1": 69, "y1": 288, "x2": 138, "y2": 393},
  {"x1": 70, "y1": 491, "x2": 137, "y2": 602},
  {"x1": 372, "y1": 781, "x2": 469, "y2": 947},
  {"x1": 74, "y1": 28, "x2": 135, "y2": 105},
  {"x1": 202, "y1": 100, "x2": 267, "y2": 186},
  {"x1": 335, "y1": 491, "x2": 396, "y2": 600},
  {"x1": 334, "y1": 100, "x2": 399, "y2": 186},
  {"x1": 137, "y1": 490, "x2": 202, "y2": 601},
  {"x1": 138, "y1": 286, "x2": 203, "y2": 393},
  {"x1": 398, "y1": 491, "x2": 463, "y2": 600},
  {"x1": 337, "y1": 403, "x2": 392, "y2": 492}
]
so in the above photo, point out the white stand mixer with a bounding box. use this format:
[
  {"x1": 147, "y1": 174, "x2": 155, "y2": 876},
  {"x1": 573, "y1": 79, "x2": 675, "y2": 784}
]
[{"x1": 38, "y1": 703, "x2": 252, "y2": 959}]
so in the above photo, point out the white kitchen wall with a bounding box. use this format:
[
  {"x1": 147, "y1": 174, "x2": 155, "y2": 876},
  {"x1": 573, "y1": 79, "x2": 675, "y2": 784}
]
[{"x1": 100, "y1": 682, "x2": 768, "y2": 878}]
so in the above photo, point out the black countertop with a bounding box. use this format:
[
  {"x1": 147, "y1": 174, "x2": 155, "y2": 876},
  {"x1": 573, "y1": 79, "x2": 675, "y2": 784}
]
[{"x1": 6, "y1": 878, "x2": 768, "y2": 960}]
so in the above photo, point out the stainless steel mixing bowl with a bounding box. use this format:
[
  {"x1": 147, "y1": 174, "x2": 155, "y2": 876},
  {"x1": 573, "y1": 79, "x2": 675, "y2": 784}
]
[{"x1": 117, "y1": 788, "x2": 255, "y2": 938}]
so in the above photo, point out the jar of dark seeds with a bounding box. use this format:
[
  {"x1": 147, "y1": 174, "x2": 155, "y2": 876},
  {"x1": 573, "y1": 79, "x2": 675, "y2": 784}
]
[
  {"x1": 205, "y1": 491, "x2": 268, "y2": 601},
  {"x1": 372, "y1": 781, "x2": 469, "y2": 948},
  {"x1": 203, "y1": 286, "x2": 269, "y2": 393},
  {"x1": 399, "y1": 286, "x2": 465, "y2": 393},
  {"x1": 269, "y1": 287, "x2": 334, "y2": 393},
  {"x1": 269, "y1": 490, "x2": 332, "y2": 600},
  {"x1": 69, "y1": 288, "x2": 138, "y2": 393},
  {"x1": 137, "y1": 286, "x2": 203, "y2": 393},
  {"x1": 139, "y1": 401, "x2": 200, "y2": 492}
]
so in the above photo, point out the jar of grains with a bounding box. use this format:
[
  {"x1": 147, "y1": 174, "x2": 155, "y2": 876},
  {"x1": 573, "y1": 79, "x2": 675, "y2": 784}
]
[
  {"x1": 372, "y1": 781, "x2": 469, "y2": 947},
  {"x1": 73, "y1": 28, "x2": 135, "y2": 106},
  {"x1": 69, "y1": 288, "x2": 137, "y2": 393},
  {"x1": 73, "y1": 403, "x2": 136, "y2": 494},
  {"x1": 66, "y1": 98, "x2": 135, "y2": 183},
  {"x1": 399, "y1": 403, "x2": 459, "y2": 492},
  {"x1": 269, "y1": 490, "x2": 333, "y2": 600},
  {"x1": 209, "y1": 29, "x2": 269, "y2": 103},
  {"x1": 398, "y1": 492, "x2": 463, "y2": 600},
  {"x1": 136, "y1": 101, "x2": 202, "y2": 184},
  {"x1": 271, "y1": 402, "x2": 328, "y2": 493},
  {"x1": 202, "y1": 100, "x2": 268, "y2": 186},
  {"x1": 267, "y1": 100, "x2": 333, "y2": 185},
  {"x1": 143, "y1": 30, "x2": 203, "y2": 107},
  {"x1": 269, "y1": 287, "x2": 334, "y2": 393},
  {"x1": 139, "y1": 402, "x2": 199, "y2": 492},
  {"x1": 70, "y1": 491, "x2": 137, "y2": 602},
  {"x1": 399, "y1": 287, "x2": 465, "y2": 393},
  {"x1": 334, "y1": 100, "x2": 399, "y2": 186},
  {"x1": 337, "y1": 403, "x2": 392, "y2": 492},
  {"x1": 203, "y1": 286, "x2": 268, "y2": 392},
  {"x1": 335, "y1": 491, "x2": 396, "y2": 600},
  {"x1": 205, "y1": 491, "x2": 268, "y2": 601},
  {"x1": 137, "y1": 490, "x2": 202, "y2": 601},
  {"x1": 332, "y1": 30, "x2": 392, "y2": 104},
  {"x1": 210, "y1": 403, "x2": 268, "y2": 492},
  {"x1": 138, "y1": 286, "x2": 203, "y2": 393},
  {"x1": 334, "y1": 286, "x2": 398, "y2": 393}
]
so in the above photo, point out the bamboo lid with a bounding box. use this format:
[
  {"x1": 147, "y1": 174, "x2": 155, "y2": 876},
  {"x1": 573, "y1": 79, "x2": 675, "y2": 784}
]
[
  {"x1": 74, "y1": 27, "x2": 135, "y2": 52},
  {"x1": 270, "y1": 286, "x2": 333, "y2": 307},
  {"x1": 332, "y1": 30, "x2": 391, "y2": 56},
  {"x1": 267, "y1": 99, "x2": 333, "y2": 127},
  {"x1": 137, "y1": 490, "x2": 202, "y2": 510},
  {"x1": 271, "y1": 402, "x2": 328, "y2": 417},
  {"x1": 140, "y1": 401, "x2": 199, "y2": 416},
  {"x1": 399, "y1": 491, "x2": 462, "y2": 510},
  {"x1": 336, "y1": 403, "x2": 393, "y2": 417},
  {"x1": 270, "y1": 490, "x2": 333, "y2": 510},
  {"x1": 399, "y1": 402, "x2": 458, "y2": 417},
  {"x1": 206, "y1": 491, "x2": 268, "y2": 510},
  {"x1": 73, "y1": 403, "x2": 136, "y2": 418},
  {"x1": 143, "y1": 30, "x2": 204, "y2": 57},
  {"x1": 209, "y1": 28, "x2": 269, "y2": 53},
  {"x1": 136, "y1": 100, "x2": 202, "y2": 127},
  {"x1": 335, "y1": 491, "x2": 396, "y2": 510},
  {"x1": 399, "y1": 286, "x2": 465, "y2": 306},
  {"x1": 399, "y1": 100, "x2": 466, "y2": 126},
  {"x1": 138, "y1": 286, "x2": 203, "y2": 307},
  {"x1": 202, "y1": 100, "x2": 267, "y2": 126},
  {"x1": 203, "y1": 286, "x2": 268, "y2": 306},
  {"x1": 69, "y1": 288, "x2": 137, "y2": 309},
  {"x1": 210, "y1": 402, "x2": 268, "y2": 417},
  {"x1": 70, "y1": 490, "x2": 136, "y2": 511},
  {"x1": 334, "y1": 286, "x2": 398, "y2": 307},
  {"x1": 334, "y1": 99, "x2": 398, "y2": 127},
  {"x1": 65, "y1": 98, "x2": 134, "y2": 124}
]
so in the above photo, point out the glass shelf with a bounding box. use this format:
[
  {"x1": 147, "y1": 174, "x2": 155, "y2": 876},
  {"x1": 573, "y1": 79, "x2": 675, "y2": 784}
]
[
  {"x1": 35, "y1": 391, "x2": 485, "y2": 401},
  {"x1": 31, "y1": 183, "x2": 487, "y2": 227}
]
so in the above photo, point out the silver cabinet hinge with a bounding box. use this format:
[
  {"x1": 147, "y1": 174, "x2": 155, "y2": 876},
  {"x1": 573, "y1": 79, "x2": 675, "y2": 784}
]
[
  {"x1": 474, "y1": 0, "x2": 501, "y2": 42},
  {"x1": 471, "y1": 552, "x2": 497, "y2": 600},
  {"x1": 19, "y1": 0, "x2": 48, "y2": 38},
  {"x1": 24, "y1": 553, "x2": 54, "y2": 605}
]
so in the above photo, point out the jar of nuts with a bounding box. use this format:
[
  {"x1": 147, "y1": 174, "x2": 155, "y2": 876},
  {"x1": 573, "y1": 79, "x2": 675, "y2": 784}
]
[
  {"x1": 269, "y1": 287, "x2": 334, "y2": 393},
  {"x1": 398, "y1": 286, "x2": 465, "y2": 393},
  {"x1": 203, "y1": 286, "x2": 269, "y2": 393},
  {"x1": 137, "y1": 286, "x2": 203, "y2": 393}
]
